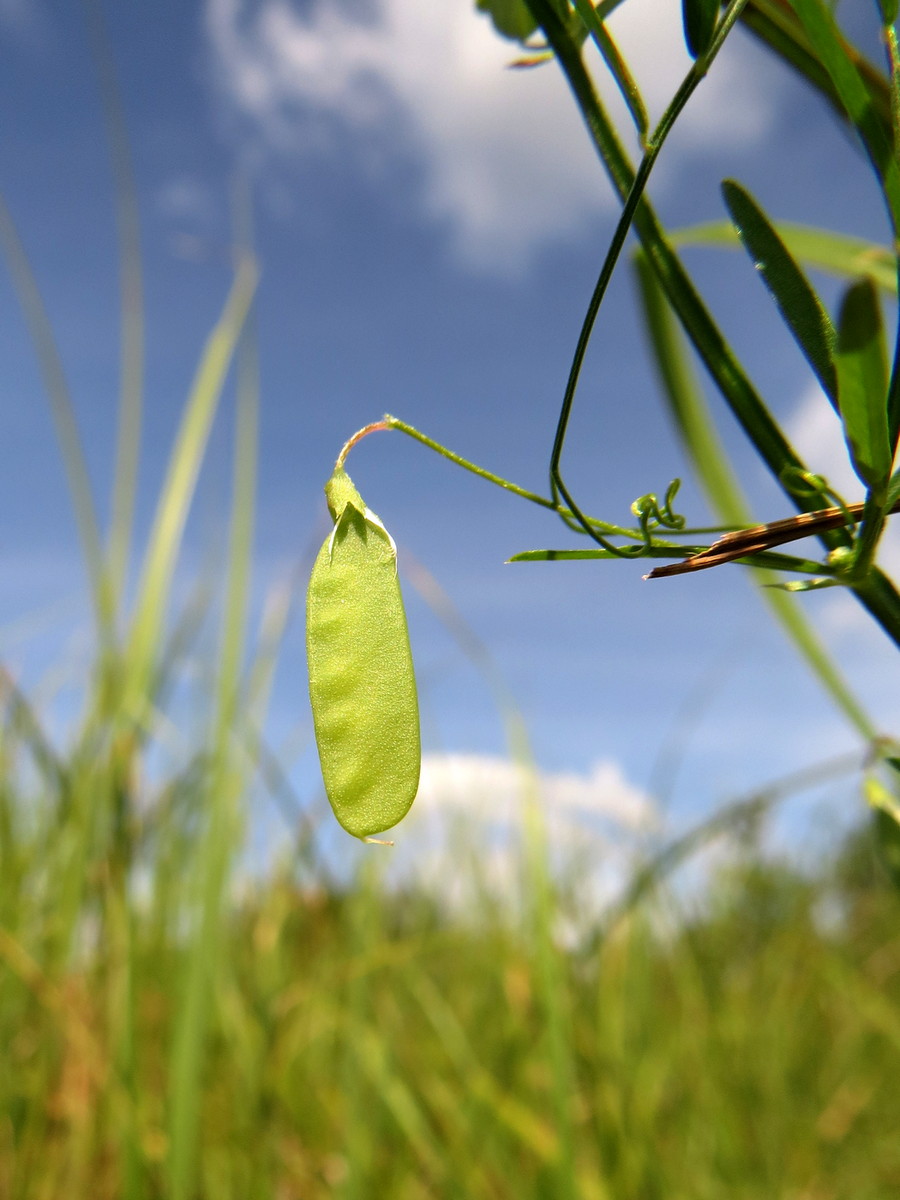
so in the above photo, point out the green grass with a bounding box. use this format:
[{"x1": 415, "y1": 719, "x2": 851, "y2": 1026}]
[{"x1": 3, "y1": 769, "x2": 900, "y2": 1199}]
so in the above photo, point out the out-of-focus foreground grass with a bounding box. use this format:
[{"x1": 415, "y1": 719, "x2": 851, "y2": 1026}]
[{"x1": 2, "y1": 670, "x2": 900, "y2": 1200}]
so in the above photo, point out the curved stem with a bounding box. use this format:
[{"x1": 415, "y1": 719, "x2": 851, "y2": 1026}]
[
  {"x1": 383, "y1": 414, "x2": 641, "y2": 538},
  {"x1": 335, "y1": 420, "x2": 389, "y2": 468}
]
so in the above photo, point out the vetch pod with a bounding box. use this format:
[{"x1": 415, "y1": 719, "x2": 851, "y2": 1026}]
[{"x1": 306, "y1": 466, "x2": 421, "y2": 839}]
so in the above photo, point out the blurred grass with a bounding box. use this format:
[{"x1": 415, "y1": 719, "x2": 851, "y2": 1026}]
[{"x1": 4, "y1": 750, "x2": 900, "y2": 1199}]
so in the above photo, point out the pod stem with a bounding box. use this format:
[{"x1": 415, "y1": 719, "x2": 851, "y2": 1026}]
[
  {"x1": 384, "y1": 413, "x2": 665, "y2": 540},
  {"x1": 335, "y1": 420, "x2": 390, "y2": 468}
]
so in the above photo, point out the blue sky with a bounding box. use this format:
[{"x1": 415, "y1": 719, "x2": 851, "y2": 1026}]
[{"x1": 0, "y1": 0, "x2": 897, "y2": 869}]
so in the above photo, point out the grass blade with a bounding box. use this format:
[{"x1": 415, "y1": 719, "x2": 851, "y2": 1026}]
[
  {"x1": 167, "y1": 188, "x2": 262, "y2": 1200},
  {"x1": 123, "y1": 257, "x2": 257, "y2": 722}
]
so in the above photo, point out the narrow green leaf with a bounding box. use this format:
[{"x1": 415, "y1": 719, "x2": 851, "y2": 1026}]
[
  {"x1": 834, "y1": 278, "x2": 892, "y2": 490},
  {"x1": 885, "y1": 28, "x2": 900, "y2": 297},
  {"x1": 879, "y1": 0, "x2": 899, "y2": 27},
  {"x1": 770, "y1": 576, "x2": 839, "y2": 592},
  {"x1": 682, "y1": 0, "x2": 719, "y2": 59},
  {"x1": 791, "y1": 0, "x2": 900, "y2": 233},
  {"x1": 476, "y1": 0, "x2": 538, "y2": 41},
  {"x1": 510, "y1": 547, "x2": 849, "y2": 575},
  {"x1": 0, "y1": 192, "x2": 112, "y2": 640},
  {"x1": 510, "y1": 547, "x2": 673, "y2": 562},
  {"x1": 722, "y1": 180, "x2": 838, "y2": 406},
  {"x1": 671, "y1": 219, "x2": 898, "y2": 295},
  {"x1": 571, "y1": 0, "x2": 648, "y2": 139},
  {"x1": 124, "y1": 258, "x2": 258, "y2": 720}
]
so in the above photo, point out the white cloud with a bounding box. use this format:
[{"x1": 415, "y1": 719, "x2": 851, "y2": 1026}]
[
  {"x1": 381, "y1": 751, "x2": 657, "y2": 920},
  {"x1": 412, "y1": 750, "x2": 654, "y2": 829},
  {"x1": 203, "y1": 0, "x2": 779, "y2": 271}
]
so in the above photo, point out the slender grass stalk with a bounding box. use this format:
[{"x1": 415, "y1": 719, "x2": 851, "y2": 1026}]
[
  {"x1": 82, "y1": 0, "x2": 145, "y2": 614},
  {"x1": 123, "y1": 257, "x2": 257, "y2": 726}
]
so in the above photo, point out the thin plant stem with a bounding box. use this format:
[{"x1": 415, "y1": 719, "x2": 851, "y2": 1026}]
[{"x1": 381, "y1": 415, "x2": 644, "y2": 538}]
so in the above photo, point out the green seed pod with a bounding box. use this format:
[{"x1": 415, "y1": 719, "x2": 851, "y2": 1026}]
[{"x1": 306, "y1": 466, "x2": 421, "y2": 839}]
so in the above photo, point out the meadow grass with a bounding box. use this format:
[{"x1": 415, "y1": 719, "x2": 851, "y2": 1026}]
[{"x1": 3, "y1": 748, "x2": 900, "y2": 1200}]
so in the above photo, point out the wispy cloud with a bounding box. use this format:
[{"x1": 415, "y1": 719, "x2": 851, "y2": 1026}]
[
  {"x1": 203, "y1": 0, "x2": 778, "y2": 271},
  {"x1": 154, "y1": 175, "x2": 224, "y2": 261},
  {"x1": 0, "y1": 0, "x2": 50, "y2": 44}
]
